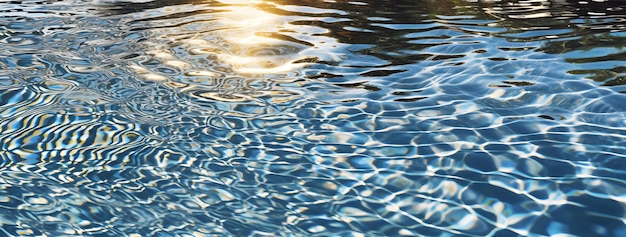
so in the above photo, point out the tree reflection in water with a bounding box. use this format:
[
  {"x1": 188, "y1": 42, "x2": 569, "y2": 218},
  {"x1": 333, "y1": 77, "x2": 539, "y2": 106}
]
[{"x1": 98, "y1": 0, "x2": 626, "y2": 89}]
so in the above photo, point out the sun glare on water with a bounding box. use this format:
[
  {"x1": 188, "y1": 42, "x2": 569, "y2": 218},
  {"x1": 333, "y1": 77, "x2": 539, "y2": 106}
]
[{"x1": 134, "y1": 0, "x2": 315, "y2": 80}]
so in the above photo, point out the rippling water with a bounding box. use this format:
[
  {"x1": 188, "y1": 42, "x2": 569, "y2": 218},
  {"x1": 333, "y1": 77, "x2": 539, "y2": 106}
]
[{"x1": 1, "y1": 0, "x2": 626, "y2": 236}]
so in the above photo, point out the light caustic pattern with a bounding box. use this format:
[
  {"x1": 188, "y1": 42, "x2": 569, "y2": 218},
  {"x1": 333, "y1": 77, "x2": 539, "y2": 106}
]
[{"x1": 0, "y1": 0, "x2": 626, "y2": 236}]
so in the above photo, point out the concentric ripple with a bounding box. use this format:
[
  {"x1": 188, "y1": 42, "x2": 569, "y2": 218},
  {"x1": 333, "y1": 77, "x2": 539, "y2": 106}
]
[{"x1": 1, "y1": 0, "x2": 626, "y2": 236}]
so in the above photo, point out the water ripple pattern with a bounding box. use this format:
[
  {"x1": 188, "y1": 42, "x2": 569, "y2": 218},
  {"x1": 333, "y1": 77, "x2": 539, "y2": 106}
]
[{"x1": 0, "y1": 0, "x2": 625, "y2": 236}]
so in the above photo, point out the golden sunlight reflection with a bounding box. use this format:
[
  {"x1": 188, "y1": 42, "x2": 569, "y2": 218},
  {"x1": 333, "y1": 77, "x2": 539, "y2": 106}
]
[
  {"x1": 208, "y1": 3, "x2": 305, "y2": 74},
  {"x1": 136, "y1": 0, "x2": 323, "y2": 80},
  {"x1": 117, "y1": 0, "x2": 347, "y2": 105}
]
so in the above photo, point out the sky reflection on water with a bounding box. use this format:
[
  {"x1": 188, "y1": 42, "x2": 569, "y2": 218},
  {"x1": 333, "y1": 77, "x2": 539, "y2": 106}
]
[{"x1": 0, "y1": 0, "x2": 626, "y2": 236}]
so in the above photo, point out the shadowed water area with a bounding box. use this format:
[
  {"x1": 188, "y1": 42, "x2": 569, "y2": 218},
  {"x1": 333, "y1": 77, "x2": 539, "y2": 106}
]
[{"x1": 1, "y1": 0, "x2": 626, "y2": 236}]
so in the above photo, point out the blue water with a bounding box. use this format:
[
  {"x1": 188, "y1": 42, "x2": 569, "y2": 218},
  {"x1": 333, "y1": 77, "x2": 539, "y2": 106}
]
[{"x1": 1, "y1": 0, "x2": 626, "y2": 236}]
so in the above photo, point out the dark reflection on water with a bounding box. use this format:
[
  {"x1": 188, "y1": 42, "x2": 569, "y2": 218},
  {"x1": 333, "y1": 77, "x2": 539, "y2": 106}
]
[{"x1": 1, "y1": 0, "x2": 626, "y2": 236}]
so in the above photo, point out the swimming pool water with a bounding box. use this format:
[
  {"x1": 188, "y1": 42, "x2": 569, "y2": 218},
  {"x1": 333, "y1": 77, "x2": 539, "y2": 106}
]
[{"x1": 0, "y1": 0, "x2": 625, "y2": 236}]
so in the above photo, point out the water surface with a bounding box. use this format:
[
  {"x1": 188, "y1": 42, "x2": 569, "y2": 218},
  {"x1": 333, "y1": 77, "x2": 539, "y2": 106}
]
[{"x1": 1, "y1": 0, "x2": 626, "y2": 236}]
